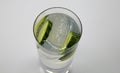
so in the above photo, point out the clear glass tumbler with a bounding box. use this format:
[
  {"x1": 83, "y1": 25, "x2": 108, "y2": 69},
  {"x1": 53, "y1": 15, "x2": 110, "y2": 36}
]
[{"x1": 33, "y1": 7, "x2": 82, "y2": 73}]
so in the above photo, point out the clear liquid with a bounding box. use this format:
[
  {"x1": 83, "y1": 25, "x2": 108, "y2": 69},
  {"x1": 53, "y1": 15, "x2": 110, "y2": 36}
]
[{"x1": 35, "y1": 13, "x2": 80, "y2": 73}]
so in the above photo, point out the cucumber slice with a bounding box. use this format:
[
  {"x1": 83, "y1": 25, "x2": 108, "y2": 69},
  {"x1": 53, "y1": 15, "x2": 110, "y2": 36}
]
[
  {"x1": 59, "y1": 49, "x2": 75, "y2": 61},
  {"x1": 34, "y1": 15, "x2": 47, "y2": 36},
  {"x1": 37, "y1": 20, "x2": 52, "y2": 45},
  {"x1": 59, "y1": 32, "x2": 81, "y2": 61},
  {"x1": 60, "y1": 32, "x2": 81, "y2": 52}
]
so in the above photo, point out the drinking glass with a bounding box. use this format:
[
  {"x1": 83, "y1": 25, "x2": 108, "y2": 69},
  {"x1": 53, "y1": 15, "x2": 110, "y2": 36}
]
[{"x1": 33, "y1": 7, "x2": 82, "y2": 73}]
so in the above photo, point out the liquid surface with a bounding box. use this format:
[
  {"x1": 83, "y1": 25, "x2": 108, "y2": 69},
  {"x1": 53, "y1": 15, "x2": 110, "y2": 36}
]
[{"x1": 34, "y1": 13, "x2": 80, "y2": 54}]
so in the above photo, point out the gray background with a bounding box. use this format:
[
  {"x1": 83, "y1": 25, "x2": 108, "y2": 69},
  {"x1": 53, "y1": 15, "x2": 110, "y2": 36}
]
[{"x1": 0, "y1": 0, "x2": 120, "y2": 73}]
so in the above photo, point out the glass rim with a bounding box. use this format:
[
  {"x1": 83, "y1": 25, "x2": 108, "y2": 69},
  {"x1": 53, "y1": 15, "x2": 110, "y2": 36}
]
[{"x1": 33, "y1": 7, "x2": 83, "y2": 53}]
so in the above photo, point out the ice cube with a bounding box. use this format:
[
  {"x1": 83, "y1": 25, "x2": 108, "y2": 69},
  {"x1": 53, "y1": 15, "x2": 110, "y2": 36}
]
[{"x1": 47, "y1": 13, "x2": 70, "y2": 48}]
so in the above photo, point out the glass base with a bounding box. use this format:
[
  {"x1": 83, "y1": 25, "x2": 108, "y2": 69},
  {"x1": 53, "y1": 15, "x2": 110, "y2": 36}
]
[
  {"x1": 39, "y1": 65, "x2": 70, "y2": 73},
  {"x1": 38, "y1": 58, "x2": 71, "y2": 73}
]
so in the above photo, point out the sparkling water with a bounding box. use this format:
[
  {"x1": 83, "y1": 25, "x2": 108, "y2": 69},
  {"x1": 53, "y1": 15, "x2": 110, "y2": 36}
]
[{"x1": 35, "y1": 13, "x2": 81, "y2": 73}]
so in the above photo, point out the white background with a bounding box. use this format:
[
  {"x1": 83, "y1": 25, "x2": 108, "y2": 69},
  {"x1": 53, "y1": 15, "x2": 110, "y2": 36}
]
[{"x1": 0, "y1": 0, "x2": 120, "y2": 73}]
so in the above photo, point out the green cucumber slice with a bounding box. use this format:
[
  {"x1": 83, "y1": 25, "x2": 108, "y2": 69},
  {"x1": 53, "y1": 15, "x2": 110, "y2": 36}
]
[
  {"x1": 59, "y1": 32, "x2": 81, "y2": 61},
  {"x1": 60, "y1": 32, "x2": 81, "y2": 52},
  {"x1": 59, "y1": 49, "x2": 75, "y2": 61},
  {"x1": 37, "y1": 20, "x2": 52, "y2": 45},
  {"x1": 34, "y1": 15, "x2": 47, "y2": 36}
]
